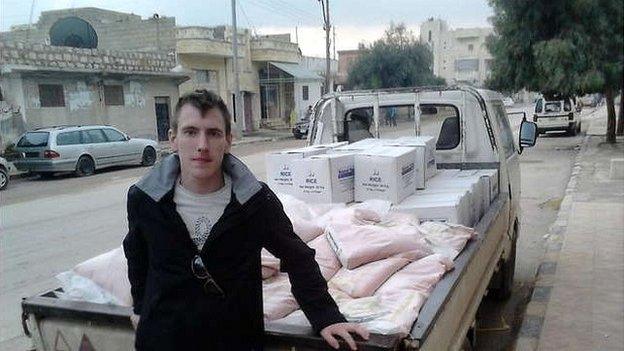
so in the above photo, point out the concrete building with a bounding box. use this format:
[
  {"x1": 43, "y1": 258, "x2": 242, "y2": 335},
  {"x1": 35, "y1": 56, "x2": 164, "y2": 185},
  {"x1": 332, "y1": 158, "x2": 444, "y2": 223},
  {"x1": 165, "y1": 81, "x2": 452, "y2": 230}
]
[
  {"x1": 336, "y1": 49, "x2": 365, "y2": 90},
  {"x1": 419, "y1": 18, "x2": 493, "y2": 86},
  {"x1": 0, "y1": 40, "x2": 187, "y2": 148},
  {"x1": 0, "y1": 8, "x2": 176, "y2": 53}
]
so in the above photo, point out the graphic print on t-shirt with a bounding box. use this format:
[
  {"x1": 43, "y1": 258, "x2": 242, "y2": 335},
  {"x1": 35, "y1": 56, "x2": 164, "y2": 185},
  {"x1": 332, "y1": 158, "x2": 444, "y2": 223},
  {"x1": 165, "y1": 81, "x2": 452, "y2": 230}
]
[{"x1": 193, "y1": 215, "x2": 212, "y2": 248}]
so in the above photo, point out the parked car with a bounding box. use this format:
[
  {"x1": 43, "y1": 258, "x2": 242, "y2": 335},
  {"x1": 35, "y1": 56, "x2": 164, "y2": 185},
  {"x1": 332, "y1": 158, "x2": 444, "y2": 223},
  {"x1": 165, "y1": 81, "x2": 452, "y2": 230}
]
[
  {"x1": 292, "y1": 117, "x2": 310, "y2": 139},
  {"x1": 0, "y1": 156, "x2": 10, "y2": 190},
  {"x1": 502, "y1": 96, "x2": 514, "y2": 107},
  {"x1": 13, "y1": 125, "x2": 158, "y2": 177},
  {"x1": 533, "y1": 96, "x2": 581, "y2": 136}
]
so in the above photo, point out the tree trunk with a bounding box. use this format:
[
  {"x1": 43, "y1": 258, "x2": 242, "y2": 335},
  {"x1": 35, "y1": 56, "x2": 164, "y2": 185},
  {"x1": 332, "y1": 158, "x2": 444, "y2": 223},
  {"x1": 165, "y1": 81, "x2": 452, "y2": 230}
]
[
  {"x1": 605, "y1": 87, "x2": 616, "y2": 143},
  {"x1": 617, "y1": 88, "x2": 624, "y2": 136}
]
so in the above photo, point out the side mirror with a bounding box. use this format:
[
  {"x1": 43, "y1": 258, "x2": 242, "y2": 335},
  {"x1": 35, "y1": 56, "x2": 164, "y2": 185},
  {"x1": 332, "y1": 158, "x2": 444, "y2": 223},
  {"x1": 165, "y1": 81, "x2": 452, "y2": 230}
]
[{"x1": 518, "y1": 119, "x2": 538, "y2": 154}]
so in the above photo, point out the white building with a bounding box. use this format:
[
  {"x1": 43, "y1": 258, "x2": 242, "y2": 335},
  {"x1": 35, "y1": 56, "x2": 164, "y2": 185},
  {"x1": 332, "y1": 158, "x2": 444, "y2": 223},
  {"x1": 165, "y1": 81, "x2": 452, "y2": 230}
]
[{"x1": 420, "y1": 18, "x2": 493, "y2": 87}]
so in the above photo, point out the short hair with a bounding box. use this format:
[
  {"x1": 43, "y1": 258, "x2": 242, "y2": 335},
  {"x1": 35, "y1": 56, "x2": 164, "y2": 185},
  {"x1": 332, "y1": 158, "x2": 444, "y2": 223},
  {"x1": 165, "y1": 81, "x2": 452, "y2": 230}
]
[{"x1": 172, "y1": 89, "x2": 232, "y2": 135}]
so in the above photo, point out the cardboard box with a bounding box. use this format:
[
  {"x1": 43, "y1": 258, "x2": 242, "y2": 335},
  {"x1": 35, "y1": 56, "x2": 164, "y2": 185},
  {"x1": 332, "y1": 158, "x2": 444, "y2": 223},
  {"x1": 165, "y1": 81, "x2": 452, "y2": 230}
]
[
  {"x1": 475, "y1": 169, "x2": 499, "y2": 204},
  {"x1": 329, "y1": 138, "x2": 385, "y2": 154},
  {"x1": 415, "y1": 186, "x2": 477, "y2": 226},
  {"x1": 384, "y1": 136, "x2": 437, "y2": 189},
  {"x1": 354, "y1": 146, "x2": 416, "y2": 204},
  {"x1": 392, "y1": 192, "x2": 473, "y2": 227},
  {"x1": 265, "y1": 146, "x2": 328, "y2": 195},
  {"x1": 291, "y1": 153, "x2": 355, "y2": 203},
  {"x1": 427, "y1": 175, "x2": 483, "y2": 223}
]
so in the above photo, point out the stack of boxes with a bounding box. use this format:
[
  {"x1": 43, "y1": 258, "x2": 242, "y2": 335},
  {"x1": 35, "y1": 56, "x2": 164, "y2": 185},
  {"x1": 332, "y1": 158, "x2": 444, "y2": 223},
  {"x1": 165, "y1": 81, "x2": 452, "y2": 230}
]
[{"x1": 264, "y1": 138, "x2": 499, "y2": 227}]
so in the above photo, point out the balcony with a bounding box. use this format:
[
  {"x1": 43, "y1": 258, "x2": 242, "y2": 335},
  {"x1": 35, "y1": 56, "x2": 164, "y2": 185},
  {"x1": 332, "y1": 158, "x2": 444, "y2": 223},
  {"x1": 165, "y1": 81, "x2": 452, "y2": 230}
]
[
  {"x1": 250, "y1": 38, "x2": 300, "y2": 63},
  {"x1": 176, "y1": 27, "x2": 244, "y2": 58}
]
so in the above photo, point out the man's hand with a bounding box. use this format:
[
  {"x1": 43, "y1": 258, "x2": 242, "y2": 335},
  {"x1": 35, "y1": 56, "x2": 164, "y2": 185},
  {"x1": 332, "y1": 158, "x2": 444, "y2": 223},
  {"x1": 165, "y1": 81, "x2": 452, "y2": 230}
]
[
  {"x1": 130, "y1": 314, "x2": 140, "y2": 330},
  {"x1": 320, "y1": 322, "x2": 370, "y2": 350}
]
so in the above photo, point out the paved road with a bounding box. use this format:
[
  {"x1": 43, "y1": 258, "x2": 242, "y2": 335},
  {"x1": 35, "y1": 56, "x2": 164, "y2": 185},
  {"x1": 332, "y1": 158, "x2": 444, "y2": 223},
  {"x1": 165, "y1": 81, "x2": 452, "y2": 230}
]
[{"x1": 0, "y1": 105, "x2": 594, "y2": 350}]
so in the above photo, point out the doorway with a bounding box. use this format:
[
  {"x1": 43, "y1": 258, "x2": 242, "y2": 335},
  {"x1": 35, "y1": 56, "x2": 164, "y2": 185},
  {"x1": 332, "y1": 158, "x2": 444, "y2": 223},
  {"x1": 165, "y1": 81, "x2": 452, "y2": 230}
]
[{"x1": 154, "y1": 97, "x2": 171, "y2": 141}]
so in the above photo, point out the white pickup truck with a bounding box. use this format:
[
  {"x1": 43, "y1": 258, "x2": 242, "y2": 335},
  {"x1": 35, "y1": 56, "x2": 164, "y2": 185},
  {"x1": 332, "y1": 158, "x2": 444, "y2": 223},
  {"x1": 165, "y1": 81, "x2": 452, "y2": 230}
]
[{"x1": 21, "y1": 86, "x2": 538, "y2": 351}]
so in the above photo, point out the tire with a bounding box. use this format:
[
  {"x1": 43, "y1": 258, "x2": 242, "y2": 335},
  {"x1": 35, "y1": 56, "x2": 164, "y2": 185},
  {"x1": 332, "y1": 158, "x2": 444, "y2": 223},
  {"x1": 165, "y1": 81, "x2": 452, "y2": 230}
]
[
  {"x1": 576, "y1": 121, "x2": 582, "y2": 134},
  {"x1": 75, "y1": 155, "x2": 95, "y2": 177},
  {"x1": 0, "y1": 167, "x2": 8, "y2": 190},
  {"x1": 568, "y1": 124, "x2": 578, "y2": 136},
  {"x1": 141, "y1": 147, "x2": 157, "y2": 166},
  {"x1": 489, "y1": 232, "x2": 517, "y2": 300}
]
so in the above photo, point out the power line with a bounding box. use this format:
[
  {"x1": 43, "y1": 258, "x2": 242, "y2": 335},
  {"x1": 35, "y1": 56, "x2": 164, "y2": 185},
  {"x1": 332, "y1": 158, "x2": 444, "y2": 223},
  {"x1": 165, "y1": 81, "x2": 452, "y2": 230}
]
[{"x1": 238, "y1": 0, "x2": 258, "y2": 37}]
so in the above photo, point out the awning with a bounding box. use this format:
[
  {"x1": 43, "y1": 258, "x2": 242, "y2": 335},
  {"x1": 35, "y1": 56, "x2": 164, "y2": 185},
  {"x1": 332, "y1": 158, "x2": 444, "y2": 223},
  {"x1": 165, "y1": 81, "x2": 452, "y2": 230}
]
[{"x1": 269, "y1": 62, "x2": 322, "y2": 81}]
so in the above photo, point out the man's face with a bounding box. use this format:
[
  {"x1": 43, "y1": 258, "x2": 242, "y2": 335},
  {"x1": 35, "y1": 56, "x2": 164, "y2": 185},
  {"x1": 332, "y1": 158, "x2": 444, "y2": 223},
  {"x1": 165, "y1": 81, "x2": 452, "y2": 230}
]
[{"x1": 169, "y1": 104, "x2": 232, "y2": 185}]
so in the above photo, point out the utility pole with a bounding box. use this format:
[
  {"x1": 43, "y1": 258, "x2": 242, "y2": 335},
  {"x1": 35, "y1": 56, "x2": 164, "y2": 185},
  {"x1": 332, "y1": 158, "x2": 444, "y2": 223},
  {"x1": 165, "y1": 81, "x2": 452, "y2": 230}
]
[
  {"x1": 319, "y1": 0, "x2": 331, "y2": 95},
  {"x1": 231, "y1": 0, "x2": 245, "y2": 134},
  {"x1": 333, "y1": 25, "x2": 336, "y2": 60}
]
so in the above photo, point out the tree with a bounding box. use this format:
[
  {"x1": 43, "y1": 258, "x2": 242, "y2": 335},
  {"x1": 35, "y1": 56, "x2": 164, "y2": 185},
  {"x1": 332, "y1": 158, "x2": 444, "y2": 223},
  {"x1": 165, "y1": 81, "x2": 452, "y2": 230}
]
[
  {"x1": 486, "y1": 0, "x2": 623, "y2": 143},
  {"x1": 346, "y1": 23, "x2": 445, "y2": 90}
]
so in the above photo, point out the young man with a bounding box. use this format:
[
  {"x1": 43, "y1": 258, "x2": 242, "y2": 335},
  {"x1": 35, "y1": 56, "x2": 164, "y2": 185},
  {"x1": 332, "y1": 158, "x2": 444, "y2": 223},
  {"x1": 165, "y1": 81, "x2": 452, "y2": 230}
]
[{"x1": 123, "y1": 90, "x2": 368, "y2": 350}]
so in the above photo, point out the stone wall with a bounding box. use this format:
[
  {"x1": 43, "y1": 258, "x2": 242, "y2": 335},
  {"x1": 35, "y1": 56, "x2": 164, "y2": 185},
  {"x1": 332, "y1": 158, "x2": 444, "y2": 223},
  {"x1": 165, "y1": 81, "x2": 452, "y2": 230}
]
[{"x1": 0, "y1": 40, "x2": 176, "y2": 74}]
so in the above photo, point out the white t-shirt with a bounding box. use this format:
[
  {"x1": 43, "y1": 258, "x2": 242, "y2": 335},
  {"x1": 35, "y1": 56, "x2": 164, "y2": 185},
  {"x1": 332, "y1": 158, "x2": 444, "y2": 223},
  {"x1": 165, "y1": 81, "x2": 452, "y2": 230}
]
[{"x1": 173, "y1": 174, "x2": 232, "y2": 250}]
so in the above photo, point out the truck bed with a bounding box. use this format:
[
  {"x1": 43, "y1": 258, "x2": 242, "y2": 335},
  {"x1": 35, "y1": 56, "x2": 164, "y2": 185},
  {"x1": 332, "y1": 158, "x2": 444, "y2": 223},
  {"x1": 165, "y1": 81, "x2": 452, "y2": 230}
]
[{"x1": 22, "y1": 196, "x2": 509, "y2": 351}]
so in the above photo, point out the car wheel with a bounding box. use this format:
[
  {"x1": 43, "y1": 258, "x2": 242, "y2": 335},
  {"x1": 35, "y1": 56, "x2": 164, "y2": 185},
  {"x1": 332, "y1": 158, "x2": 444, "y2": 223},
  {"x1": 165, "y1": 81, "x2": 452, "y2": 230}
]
[
  {"x1": 576, "y1": 122, "x2": 582, "y2": 134},
  {"x1": 75, "y1": 155, "x2": 95, "y2": 177},
  {"x1": 141, "y1": 147, "x2": 157, "y2": 166},
  {"x1": 568, "y1": 124, "x2": 578, "y2": 136},
  {"x1": 0, "y1": 167, "x2": 8, "y2": 190}
]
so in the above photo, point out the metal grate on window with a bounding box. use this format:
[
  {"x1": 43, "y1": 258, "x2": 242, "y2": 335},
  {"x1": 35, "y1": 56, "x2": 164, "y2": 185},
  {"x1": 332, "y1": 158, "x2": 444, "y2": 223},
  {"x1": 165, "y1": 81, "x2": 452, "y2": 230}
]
[
  {"x1": 104, "y1": 85, "x2": 124, "y2": 106},
  {"x1": 39, "y1": 84, "x2": 65, "y2": 107}
]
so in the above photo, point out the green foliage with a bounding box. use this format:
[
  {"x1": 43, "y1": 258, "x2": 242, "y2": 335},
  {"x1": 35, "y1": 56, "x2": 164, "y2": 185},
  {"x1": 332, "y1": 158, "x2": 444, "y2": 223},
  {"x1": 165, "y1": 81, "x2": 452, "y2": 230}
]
[
  {"x1": 346, "y1": 23, "x2": 445, "y2": 90},
  {"x1": 486, "y1": 0, "x2": 623, "y2": 96}
]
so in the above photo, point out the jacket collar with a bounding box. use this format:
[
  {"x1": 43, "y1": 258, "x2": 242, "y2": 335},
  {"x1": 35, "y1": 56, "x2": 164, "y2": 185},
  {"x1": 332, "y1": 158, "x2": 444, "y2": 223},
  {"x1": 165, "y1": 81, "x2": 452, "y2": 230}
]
[{"x1": 135, "y1": 153, "x2": 262, "y2": 205}]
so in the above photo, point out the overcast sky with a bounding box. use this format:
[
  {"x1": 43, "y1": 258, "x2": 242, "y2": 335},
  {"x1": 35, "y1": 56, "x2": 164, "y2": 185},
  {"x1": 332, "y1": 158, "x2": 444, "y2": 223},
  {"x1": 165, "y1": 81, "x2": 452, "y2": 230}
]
[{"x1": 0, "y1": 0, "x2": 493, "y2": 57}]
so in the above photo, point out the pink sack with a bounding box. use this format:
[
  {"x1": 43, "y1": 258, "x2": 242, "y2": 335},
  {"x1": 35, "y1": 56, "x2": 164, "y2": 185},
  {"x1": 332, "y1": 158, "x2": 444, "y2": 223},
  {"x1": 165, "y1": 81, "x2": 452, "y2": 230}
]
[
  {"x1": 73, "y1": 247, "x2": 132, "y2": 306},
  {"x1": 376, "y1": 254, "x2": 454, "y2": 296},
  {"x1": 263, "y1": 274, "x2": 299, "y2": 321},
  {"x1": 261, "y1": 249, "x2": 281, "y2": 279},
  {"x1": 326, "y1": 219, "x2": 432, "y2": 269},
  {"x1": 291, "y1": 218, "x2": 324, "y2": 243},
  {"x1": 362, "y1": 290, "x2": 428, "y2": 336},
  {"x1": 307, "y1": 235, "x2": 342, "y2": 281},
  {"x1": 419, "y1": 222, "x2": 477, "y2": 260},
  {"x1": 329, "y1": 256, "x2": 411, "y2": 298}
]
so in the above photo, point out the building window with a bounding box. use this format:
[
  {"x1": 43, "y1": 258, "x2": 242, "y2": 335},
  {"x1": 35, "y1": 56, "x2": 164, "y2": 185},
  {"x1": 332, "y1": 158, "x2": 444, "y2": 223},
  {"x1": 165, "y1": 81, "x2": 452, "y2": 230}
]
[
  {"x1": 302, "y1": 85, "x2": 309, "y2": 101},
  {"x1": 468, "y1": 44, "x2": 474, "y2": 51},
  {"x1": 38, "y1": 84, "x2": 65, "y2": 107},
  {"x1": 428, "y1": 30, "x2": 432, "y2": 42},
  {"x1": 104, "y1": 85, "x2": 124, "y2": 106},
  {"x1": 454, "y1": 58, "x2": 480, "y2": 72},
  {"x1": 195, "y1": 70, "x2": 217, "y2": 84}
]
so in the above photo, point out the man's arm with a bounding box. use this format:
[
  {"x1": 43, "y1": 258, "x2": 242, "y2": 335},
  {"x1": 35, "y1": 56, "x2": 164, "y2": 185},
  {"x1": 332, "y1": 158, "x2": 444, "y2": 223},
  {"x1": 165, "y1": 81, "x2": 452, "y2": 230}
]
[
  {"x1": 260, "y1": 186, "x2": 369, "y2": 349},
  {"x1": 122, "y1": 186, "x2": 148, "y2": 322}
]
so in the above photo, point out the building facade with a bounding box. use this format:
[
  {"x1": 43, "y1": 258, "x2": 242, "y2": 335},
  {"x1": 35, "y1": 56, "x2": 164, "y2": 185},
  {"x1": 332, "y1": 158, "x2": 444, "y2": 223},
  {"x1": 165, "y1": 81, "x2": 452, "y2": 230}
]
[
  {"x1": 336, "y1": 49, "x2": 365, "y2": 90},
  {"x1": 0, "y1": 40, "x2": 187, "y2": 148},
  {"x1": 419, "y1": 18, "x2": 493, "y2": 87}
]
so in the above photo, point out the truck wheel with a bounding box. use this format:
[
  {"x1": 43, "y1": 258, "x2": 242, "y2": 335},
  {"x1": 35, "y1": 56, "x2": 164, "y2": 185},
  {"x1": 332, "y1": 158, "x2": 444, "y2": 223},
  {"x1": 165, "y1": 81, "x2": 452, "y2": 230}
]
[
  {"x1": 576, "y1": 122, "x2": 582, "y2": 134},
  {"x1": 490, "y1": 234, "x2": 517, "y2": 300},
  {"x1": 568, "y1": 124, "x2": 578, "y2": 136}
]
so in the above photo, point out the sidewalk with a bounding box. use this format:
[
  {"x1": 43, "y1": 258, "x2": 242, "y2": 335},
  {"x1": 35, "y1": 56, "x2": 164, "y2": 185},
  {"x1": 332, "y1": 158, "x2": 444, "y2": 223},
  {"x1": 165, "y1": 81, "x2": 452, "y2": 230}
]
[
  {"x1": 516, "y1": 117, "x2": 624, "y2": 350},
  {"x1": 156, "y1": 128, "x2": 294, "y2": 158}
]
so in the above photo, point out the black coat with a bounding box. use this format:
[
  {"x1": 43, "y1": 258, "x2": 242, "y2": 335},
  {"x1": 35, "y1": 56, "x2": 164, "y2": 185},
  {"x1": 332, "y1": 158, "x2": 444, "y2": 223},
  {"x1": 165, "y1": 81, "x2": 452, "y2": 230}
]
[{"x1": 123, "y1": 154, "x2": 345, "y2": 350}]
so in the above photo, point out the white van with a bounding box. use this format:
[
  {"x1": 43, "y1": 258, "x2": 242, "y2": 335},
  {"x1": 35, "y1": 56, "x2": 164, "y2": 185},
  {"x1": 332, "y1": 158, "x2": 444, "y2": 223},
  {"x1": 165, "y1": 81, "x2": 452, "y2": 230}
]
[{"x1": 533, "y1": 96, "x2": 581, "y2": 136}]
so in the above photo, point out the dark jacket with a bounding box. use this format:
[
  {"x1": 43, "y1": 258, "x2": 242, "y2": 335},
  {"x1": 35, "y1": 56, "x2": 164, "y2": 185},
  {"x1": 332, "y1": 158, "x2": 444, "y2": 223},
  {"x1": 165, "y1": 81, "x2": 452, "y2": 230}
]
[{"x1": 123, "y1": 154, "x2": 345, "y2": 350}]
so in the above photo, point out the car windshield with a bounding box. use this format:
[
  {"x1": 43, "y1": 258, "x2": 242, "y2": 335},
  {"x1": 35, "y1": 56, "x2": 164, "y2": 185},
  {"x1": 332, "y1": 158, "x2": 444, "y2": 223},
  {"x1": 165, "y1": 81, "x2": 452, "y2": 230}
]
[
  {"x1": 544, "y1": 102, "x2": 562, "y2": 113},
  {"x1": 17, "y1": 132, "x2": 49, "y2": 147}
]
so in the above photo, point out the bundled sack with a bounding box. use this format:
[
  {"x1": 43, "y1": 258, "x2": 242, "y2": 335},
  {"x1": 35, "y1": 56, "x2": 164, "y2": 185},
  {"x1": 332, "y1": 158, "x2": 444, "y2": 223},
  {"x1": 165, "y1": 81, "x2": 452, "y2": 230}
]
[
  {"x1": 326, "y1": 218, "x2": 432, "y2": 269},
  {"x1": 376, "y1": 254, "x2": 454, "y2": 296},
  {"x1": 276, "y1": 193, "x2": 343, "y2": 242},
  {"x1": 261, "y1": 249, "x2": 281, "y2": 279},
  {"x1": 263, "y1": 274, "x2": 299, "y2": 321},
  {"x1": 328, "y1": 250, "x2": 428, "y2": 298},
  {"x1": 361, "y1": 290, "x2": 428, "y2": 336},
  {"x1": 419, "y1": 222, "x2": 478, "y2": 260},
  {"x1": 307, "y1": 234, "x2": 342, "y2": 281},
  {"x1": 68, "y1": 246, "x2": 132, "y2": 306}
]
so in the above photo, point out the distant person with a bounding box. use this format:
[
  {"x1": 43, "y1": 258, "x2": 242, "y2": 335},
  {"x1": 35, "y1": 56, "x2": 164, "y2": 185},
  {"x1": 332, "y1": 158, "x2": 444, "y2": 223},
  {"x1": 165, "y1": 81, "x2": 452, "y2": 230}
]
[{"x1": 123, "y1": 89, "x2": 369, "y2": 350}]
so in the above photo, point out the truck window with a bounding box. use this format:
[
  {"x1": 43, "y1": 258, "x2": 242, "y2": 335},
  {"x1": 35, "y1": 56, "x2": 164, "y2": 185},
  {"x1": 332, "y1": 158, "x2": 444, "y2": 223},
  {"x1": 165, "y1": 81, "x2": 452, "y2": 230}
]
[
  {"x1": 344, "y1": 108, "x2": 374, "y2": 143},
  {"x1": 535, "y1": 99, "x2": 543, "y2": 113},
  {"x1": 492, "y1": 103, "x2": 516, "y2": 158}
]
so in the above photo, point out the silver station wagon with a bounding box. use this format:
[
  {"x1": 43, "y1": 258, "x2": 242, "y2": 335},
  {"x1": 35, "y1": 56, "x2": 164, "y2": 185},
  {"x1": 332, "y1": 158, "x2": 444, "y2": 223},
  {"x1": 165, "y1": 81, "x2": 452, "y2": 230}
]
[{"x1": 13, "y1": 125, "x2": 158, "y2": 177}]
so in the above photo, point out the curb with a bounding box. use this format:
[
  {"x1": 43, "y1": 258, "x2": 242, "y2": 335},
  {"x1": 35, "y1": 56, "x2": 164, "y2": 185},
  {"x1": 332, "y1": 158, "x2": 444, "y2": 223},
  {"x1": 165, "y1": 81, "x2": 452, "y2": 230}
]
[{"x1": 515, "y1": 133, "x2": 589, "y2": 351}]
